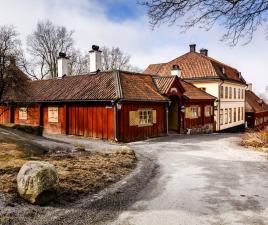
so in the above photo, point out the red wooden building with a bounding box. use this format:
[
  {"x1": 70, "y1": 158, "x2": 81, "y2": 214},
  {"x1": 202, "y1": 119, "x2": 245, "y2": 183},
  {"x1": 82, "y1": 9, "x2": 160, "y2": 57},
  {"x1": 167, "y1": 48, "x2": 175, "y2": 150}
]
[
  {"x1": 245, "y1": 89, "x2": 268, "y2": 129},
  {"x1": 0, "y1": 63, "x2": 215, "y2": 142}
]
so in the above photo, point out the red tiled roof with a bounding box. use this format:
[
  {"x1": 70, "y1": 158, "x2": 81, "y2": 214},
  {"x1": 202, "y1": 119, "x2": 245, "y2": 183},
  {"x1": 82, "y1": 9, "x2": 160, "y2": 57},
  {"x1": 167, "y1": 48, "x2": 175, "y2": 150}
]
[
  {"x1": 245, "y1": 90, "x2": 268, "y2": 113},
  {"x1": 119, "y1": 71, "x2": 167, "y2": 101},
  {"x1": 153, "y1": 76, "x2": 216, "y2": 100},
  {"x1": 144, "y1": 51, "x2": 246, "y2": 84}
]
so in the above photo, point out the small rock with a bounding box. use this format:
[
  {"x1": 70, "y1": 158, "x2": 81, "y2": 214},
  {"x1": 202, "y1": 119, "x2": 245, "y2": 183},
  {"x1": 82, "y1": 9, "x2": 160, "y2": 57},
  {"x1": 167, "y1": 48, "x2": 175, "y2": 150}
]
[
  {"x1": 116, "y1": 146, "x2": 135, "y2": 156},
  {"x1": 17, "y1": 161, "x2": 59, "y2": 205}
]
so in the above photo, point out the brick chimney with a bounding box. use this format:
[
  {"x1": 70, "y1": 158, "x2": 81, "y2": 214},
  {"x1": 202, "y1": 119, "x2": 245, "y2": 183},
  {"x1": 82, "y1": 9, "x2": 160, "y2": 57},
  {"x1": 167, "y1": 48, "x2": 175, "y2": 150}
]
[
  {"x1": 189, "y1": 44, "x2": 196, "y2": 52},
  {"x1": 200, "y1": 48, "x2": 208, "y2": 56},
  {"x1": 89, "y1": 45, "x2": 102, "y2": 73},
  {"x1": 57, "y1": 52, "x2": 70, "y2": 78}
]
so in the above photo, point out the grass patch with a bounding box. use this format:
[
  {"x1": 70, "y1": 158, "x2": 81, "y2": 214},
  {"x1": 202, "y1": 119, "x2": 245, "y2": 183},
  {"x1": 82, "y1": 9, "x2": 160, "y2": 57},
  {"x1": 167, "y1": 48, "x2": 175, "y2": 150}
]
[
  {"x1": 0, "y1": 129, "x2": 137, "y2": 205},
  {"x1": 241, "y1": 128, "x2": 268, "y2": 152}
]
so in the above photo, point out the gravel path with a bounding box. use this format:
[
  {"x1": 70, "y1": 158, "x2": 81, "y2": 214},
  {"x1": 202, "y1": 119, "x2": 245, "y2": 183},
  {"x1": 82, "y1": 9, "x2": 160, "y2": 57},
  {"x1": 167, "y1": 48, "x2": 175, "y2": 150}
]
[{"x1": 110, "y1": 133, "x2": 268, "y2": 225}]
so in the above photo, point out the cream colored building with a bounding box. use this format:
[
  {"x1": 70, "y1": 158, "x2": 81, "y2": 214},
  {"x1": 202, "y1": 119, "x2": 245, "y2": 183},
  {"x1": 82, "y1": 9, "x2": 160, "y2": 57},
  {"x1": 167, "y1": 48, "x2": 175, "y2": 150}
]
[{"x1": 145, "y1": 44, "x2": 247, "y2": 132}]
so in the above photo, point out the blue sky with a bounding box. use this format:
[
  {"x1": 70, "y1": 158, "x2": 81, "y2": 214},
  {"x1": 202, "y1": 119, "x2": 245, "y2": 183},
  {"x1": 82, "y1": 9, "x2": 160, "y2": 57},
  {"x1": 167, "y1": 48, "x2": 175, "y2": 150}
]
[
  {"x1": 100, "y1": 0, "x2": 145, "y2": 22},
  {"x1": 0, "y1": 0, "x2": 267, "y2": 95}
]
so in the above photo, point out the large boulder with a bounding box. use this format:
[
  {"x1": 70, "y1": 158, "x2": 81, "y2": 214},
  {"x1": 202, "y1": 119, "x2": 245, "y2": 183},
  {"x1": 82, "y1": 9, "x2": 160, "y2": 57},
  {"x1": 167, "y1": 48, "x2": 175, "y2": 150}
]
[{"x1": 17, "y1": 161, "x2": 59, "y2": 205}]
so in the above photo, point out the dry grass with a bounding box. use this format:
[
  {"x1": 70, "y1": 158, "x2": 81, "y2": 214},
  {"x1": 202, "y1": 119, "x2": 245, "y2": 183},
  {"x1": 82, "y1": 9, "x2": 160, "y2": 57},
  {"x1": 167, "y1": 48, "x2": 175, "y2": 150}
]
[
  {"x1": 241, "y1": 128, "x2": 268, "y2": 152},
  {"x1": 0, "y1": 133, "x2": 137, "y2": 205}
]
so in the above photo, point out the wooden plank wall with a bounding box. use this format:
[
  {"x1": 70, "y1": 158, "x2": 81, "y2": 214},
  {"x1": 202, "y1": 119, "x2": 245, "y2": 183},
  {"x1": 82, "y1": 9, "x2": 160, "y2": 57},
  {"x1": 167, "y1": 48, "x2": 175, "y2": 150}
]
[
  {"x1": 68, "y1": 105, "x2": 114, "y2": 140},
  {"x1": 14, "y1": 105, "x2": 40, "y2": 126},
  {"x1": 43, "y1": 105, "x2": 66, "y2": 134},
  {"x1": 184, "y1": 102, "x2": 214, "y2": 129},
  {"x1": 118, "y1": 102, "x2": 166, "y2": 142},
  {"x1": 0, "y1": 106, "x2": 10, "y2": 124}
]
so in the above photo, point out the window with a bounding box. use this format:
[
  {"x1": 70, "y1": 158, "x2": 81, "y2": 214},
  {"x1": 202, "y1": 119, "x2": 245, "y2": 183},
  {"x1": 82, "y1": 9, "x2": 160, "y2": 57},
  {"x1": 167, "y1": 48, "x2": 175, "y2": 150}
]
[
  {"x1": 229, "y1": 108, "x2": 232, "y2": 123},
  {"x1": 220, "y1": 86, "x2": 224, "y2": 99},
  {"x1": 220, "y1": 109, "x2": 223, "y2": 125},
  {"x1": 234, "y1": 108, "x2": 237, "y2": 122},
  {"x1": 139, "y1": 110, "x2": 153, "y2": 125},
  {"x1": 19, "y1": 108, "x2": 27, "y2": 120},
  {"x1": 229, "y1": 87, "x2": 232, "y2": 99},
  {"x1": 199, "y1": 87, "x2": 206, "y2": 92},
  {"x1": 48, "y1": 107, "x2": 59, "y2": 123},
  {"x1": 225, "y1": 86, "x2": 228, "y2": 99},
  {"x1": 225, "y1": 109, "x2": 228, "y2": 124},
  {"x1": 238, "y1": 89, "x2": 241, "y2": 99},
  {"x1": 205, "y1": 105, "x2": 213, "y2": 117},
  {"x1": 241, "y1": 107, "x2": 244, "y2": 120},
  {"x1": 241, "y1": 89, "x2": 244, "y2": 99},
  {"x1": 186, "y1": 106, "x2": 200, "y2": 119},
  {"x1": 234, "y1": 88, "x2": 236, "y2": 99},
  {"x1": 238, "y1": 107, "x2": 241, "y2": 121}
]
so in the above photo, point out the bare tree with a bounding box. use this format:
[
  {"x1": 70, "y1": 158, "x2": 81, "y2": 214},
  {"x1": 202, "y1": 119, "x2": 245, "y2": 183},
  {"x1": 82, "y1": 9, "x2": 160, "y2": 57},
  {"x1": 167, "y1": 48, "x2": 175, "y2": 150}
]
[
  {"x1": 140, "y1": 0, "x2": 268, "y2": 45},
  {"x1": 101, "y1": 46, "x2": 142, "y2": 72},
  {"x1": 0, "y1": 25, "x2": 24, "y2": 102},
  {"x1": 26, "y1": 20, "x2": 74, "y2": 79}
]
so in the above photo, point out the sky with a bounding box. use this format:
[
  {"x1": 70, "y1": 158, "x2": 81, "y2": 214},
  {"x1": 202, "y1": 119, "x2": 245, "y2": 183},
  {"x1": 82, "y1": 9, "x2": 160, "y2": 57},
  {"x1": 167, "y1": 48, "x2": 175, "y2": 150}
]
[{"x1": 0, "y1": 0, "x2": 267, "y2": 94}]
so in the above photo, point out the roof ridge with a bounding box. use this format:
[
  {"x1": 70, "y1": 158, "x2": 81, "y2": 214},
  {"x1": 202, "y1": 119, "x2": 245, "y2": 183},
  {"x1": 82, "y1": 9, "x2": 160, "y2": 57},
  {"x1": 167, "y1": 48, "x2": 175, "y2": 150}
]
[{"x1": 114, "y1": 70, "x2": 123, "y2": 99}]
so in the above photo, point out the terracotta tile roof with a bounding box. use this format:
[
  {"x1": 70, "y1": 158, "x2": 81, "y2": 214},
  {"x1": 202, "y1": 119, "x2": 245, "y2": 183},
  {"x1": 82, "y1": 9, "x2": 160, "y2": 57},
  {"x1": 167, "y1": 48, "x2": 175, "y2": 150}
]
[
  {"x1": 119, "y1": 71, "x2": 167, "y2": 101},
  {"x1": 246, "y1": 90, "x2": 268, "y2": 113},
  {"x1": 30, "y1": 71, "x2": 118, "y2": 102},
  {"x1": 153, "y1": 76, "x2": 216, "y2": 100},
  {"x1": 144, "y1": 52, "x2": 246, "y2": 84},
  {"x1": 153, "y1": 76, "x2": 177, "y2": 95}
]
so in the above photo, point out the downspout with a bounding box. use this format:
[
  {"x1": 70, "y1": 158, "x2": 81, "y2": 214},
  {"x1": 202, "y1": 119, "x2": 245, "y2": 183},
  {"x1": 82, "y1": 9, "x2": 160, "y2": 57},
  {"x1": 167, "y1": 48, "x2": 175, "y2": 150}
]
[
  {"x1": 114, "y1": 70, "x2": 123, "y2": 142},
  {"x1": 218, "y1": 80, "x2": 224, "y2": 132},
  {"x1": 113, "y1": 101, "x2": 118, "y2": 141},
  {"x1": 166, "y1": 102, "x2": 169, "y2": 135}
]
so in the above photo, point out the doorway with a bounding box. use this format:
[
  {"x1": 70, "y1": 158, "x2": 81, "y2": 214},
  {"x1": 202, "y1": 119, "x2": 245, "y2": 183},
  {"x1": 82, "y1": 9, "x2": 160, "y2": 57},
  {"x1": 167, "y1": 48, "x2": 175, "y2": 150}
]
[{"x1": 168, "y1": 96, "x2": 181, "y2": 133}]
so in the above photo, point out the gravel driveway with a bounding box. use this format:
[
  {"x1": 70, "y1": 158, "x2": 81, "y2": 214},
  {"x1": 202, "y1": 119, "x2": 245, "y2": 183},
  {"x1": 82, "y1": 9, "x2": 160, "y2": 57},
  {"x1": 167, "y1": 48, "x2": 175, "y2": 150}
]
[{"x1": 109, "y1": 133, "x2": 268, "y2": 225}]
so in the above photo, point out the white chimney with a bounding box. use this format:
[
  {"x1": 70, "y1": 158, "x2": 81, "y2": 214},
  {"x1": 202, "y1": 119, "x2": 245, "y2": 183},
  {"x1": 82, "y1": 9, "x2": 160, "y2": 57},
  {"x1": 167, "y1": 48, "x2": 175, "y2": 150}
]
[
  {"x1": 247, "y1": 83, "x2": 252, "y2": 91},
  {"x1": 171, "y1": 65, "x2": 182, "y2": 77},
  {"x1": 89, "y1": 45, "x2": 102, "y2": 73},
  {"x1": 57, "y1": 52, "x2": 70, "y2": 78}
]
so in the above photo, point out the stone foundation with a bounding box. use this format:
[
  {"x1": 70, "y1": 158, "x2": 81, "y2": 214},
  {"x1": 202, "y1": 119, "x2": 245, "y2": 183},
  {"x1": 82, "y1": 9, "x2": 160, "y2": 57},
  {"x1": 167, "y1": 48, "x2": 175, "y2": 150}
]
[{"x1": 184, "y1": 124, "x2": 213, "y2": 135}]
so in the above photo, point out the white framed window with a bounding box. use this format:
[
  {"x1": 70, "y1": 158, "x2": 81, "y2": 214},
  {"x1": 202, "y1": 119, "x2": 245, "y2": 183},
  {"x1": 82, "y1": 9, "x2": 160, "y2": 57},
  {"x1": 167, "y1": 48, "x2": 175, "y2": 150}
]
[
  {"x1": 48, "y1": 107, "x2": 59, "y2": 123},
  {"x1": 186, "y1": 106, "x2": 200, "y2": 119},
  {"x1": 238, "y1": 107, "x2": 241, "y2": 121},
  {"x1": 139, "y1": 109, "x2": 153, "y2": 126},
  {"x1": 19, "y1": 108, "x2": 27, "y2": 120},
  {"x1": 234, "y1": 88, "x2": 236, "y2": 99},
  {"x1": 220, "y1": 86, "x2": 224, "y2": 99},
  {"x1": 238, "y1": 89, "x2": 241, "y2": 99},
  {"x1": 229, "y1": 108, "x2": 232, "y2": 123},
  {"x1": 220, "y1": 109, "x2": 223, "y2": 125},
  {"x1": 225, "y1": 87, "x2": 228, "y2": 99},
  {"x1": 234, "y1": 108, "x2": 237, "y2": 122},
  {"x1": 229, "y1": 87, "x2": 232, "y2": 99},
  {"x1": 205, "y1": 105, "x2": 213, "y2": 117},
  {"x1": 225, "y1": 109, "x2": 228, "y2": 124}
]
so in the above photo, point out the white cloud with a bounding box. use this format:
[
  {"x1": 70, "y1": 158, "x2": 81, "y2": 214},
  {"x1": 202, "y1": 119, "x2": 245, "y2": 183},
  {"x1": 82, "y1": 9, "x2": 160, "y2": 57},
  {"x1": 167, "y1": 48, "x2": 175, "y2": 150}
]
[{"x1": 0, "y1": 0, "x2": 267, "y2": 93}]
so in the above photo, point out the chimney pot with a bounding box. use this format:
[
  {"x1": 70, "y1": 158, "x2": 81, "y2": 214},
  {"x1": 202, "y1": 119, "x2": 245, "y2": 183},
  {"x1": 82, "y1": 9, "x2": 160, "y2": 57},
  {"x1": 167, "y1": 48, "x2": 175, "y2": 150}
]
[
  {"x1": 247, "y1": 83, "x2": 252, "y2": 91},
  {"x1": 189, "y1": 44, "x2": 196, "y2": 52},
  {"x1": 200, "y1": 48, "x2": 208, "y2": 56},
  {"x1": 171, "y1": 65, "x2": 181, "y2": 77},
  {"x1": 57, "y1": 52, "x2": 70, "y2": 78},
  {"x1": 89, "y1": 45, "x2": 102, "y2": 73}
]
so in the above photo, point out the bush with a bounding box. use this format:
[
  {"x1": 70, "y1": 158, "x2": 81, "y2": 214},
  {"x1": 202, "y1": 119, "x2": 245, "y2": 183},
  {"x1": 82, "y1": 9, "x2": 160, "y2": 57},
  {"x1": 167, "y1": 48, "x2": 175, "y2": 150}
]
[
  {"x1": 13, "y1": 125, "x2": 43, "y2": 136},
  {"x1": 241, "y1": 128, "x2": 268, "y2": 149}
]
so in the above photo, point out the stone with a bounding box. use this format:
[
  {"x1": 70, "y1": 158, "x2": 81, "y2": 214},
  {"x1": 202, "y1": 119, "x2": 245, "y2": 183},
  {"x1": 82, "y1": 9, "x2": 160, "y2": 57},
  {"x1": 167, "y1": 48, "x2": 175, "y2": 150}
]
[{"x1": 17, "y1": 161, "x2": 59, "y2": 205}]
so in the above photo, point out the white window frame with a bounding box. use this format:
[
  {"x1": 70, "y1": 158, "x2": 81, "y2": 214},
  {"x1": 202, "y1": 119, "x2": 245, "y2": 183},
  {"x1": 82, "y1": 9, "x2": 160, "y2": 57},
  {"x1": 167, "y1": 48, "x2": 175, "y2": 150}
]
[
  {"x1": 138, "y1": 109, "x2": 153, "y2": 126},
  {"x1": 48, "y1": 107, "x2": 59, "y2": 123},
  {"x1": 19, "y1": 108, "x2": 27, "y2": 120}
]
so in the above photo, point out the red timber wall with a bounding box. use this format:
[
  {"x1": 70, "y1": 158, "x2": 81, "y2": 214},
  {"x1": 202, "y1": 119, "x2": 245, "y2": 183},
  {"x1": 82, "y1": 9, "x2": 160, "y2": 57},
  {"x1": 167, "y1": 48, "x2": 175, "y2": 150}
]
[
  {"x1": 184, "y1": 101, "x2": 214, "y2": 129},
  {"x1": 14, "y1": 105, "x2": 40, "y2": 126},
  {"x1": 43, "y1": 105, "x2": 66, "y2": 134},
  {"x1": 118, "y1": 102, "x2": 166, "y2": 142},
  {"x1": 67, "y1": 104, "x2": 115, "y2": 140},
  {"x1": 0, "y1": 106, "x2": 10, "y2": 124}
]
